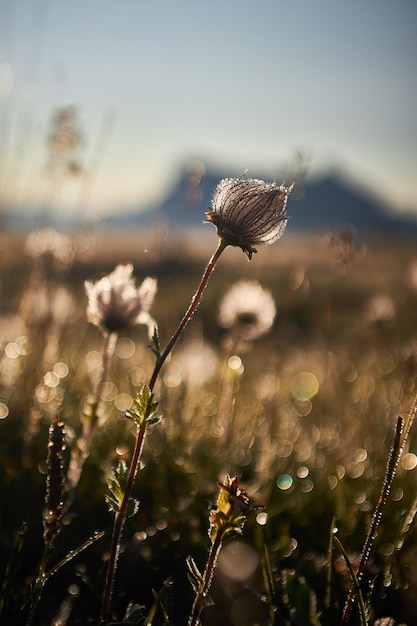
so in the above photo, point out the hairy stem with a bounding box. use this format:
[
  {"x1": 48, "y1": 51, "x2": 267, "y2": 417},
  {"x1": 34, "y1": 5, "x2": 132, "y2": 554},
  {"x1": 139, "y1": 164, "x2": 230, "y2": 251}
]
[
  {"x1": 149, "y1": 240, "x2": 227, "y2": 391},
  {"x1": 341, "y1": 414, "x2": 407, "y2": 625},
  {"x1": 188, "y1": 530, "x2": 224, "y2": 626},
  {"x1": 100, "y1": 240, "x2": 227, "y2": 625}
]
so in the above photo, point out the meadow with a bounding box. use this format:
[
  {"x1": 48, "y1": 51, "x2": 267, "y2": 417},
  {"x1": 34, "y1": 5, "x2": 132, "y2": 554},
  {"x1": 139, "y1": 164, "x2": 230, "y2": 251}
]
[{"x1": 0, "y1": 225, "x2": 416, "y2": 625}]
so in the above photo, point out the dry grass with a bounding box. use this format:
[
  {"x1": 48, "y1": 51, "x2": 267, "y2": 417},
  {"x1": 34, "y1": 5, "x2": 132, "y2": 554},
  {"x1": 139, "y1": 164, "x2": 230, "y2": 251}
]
[{"x1": 1, "y1": 227, "x2": 417, "y2": 625}]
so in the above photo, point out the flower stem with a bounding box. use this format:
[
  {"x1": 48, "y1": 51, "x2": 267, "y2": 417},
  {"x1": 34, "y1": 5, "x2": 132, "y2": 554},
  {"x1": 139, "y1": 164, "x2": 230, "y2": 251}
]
[
  {"x1": 99, "y1": 240, "x2": 227, "y2": 626},
  {"x1": 188, "y1": 531, "x2": 224, "y2": 626},
  {"x1": 149, "y1": 239, "x2": 227, "y2": 391}
]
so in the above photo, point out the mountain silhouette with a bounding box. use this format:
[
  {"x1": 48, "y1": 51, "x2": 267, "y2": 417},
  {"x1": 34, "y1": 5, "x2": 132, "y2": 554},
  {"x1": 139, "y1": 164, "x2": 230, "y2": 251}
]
[{"x1": 105, "y1": 163, "x2": 417, "y2": 237}]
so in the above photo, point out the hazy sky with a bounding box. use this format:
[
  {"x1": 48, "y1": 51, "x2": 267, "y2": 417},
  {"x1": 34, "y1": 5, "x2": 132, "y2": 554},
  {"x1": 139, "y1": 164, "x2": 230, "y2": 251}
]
[{"x1": 1, "y1": 0, "x2": 416, "y2": 218}]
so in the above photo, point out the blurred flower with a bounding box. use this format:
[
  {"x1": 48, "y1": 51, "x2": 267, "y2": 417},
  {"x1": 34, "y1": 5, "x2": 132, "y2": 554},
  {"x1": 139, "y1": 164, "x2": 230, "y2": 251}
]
[
  {"x1": 324, "y1": 228, "x2": 367, "y2": 271},
  {"x1": 218, "y1": 279, "x2": 276, "y2": 341},
  {"x1": 85, "y1": 264, "x2": 157, "y2": 336},
  {"x1": 169, "y1": 338, "x2": 219, "y2": 387},
  {"x1": 205, "y1": 175, "x2": 293, "y2": 259},
  {"x1": 25, "y1": 228, "x2": 74, "y2": 266}
]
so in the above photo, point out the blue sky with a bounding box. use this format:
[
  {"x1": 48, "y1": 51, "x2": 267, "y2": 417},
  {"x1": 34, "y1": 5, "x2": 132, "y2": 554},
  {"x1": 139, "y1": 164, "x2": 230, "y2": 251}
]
[{"x1": 1, "y1": 0, "x2": 416, "y2": 218}]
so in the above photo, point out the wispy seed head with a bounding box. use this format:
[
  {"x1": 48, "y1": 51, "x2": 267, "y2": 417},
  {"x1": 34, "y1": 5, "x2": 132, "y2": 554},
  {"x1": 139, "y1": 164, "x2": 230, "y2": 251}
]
[{"x1": 206, "y1": 175, "x2": 293, "y2": 259}]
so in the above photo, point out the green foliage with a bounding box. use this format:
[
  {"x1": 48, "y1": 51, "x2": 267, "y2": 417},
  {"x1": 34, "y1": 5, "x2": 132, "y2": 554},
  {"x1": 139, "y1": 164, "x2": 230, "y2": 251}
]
[
  {"x1": 125, "y1": 385, "x2": 161, "y2": 429},
  {"x1": 148, "y1": 325, "x2": 162, "y2": 361},
  {"x1": 105, "y1": 460, "x2": 140, "y2": 517}
]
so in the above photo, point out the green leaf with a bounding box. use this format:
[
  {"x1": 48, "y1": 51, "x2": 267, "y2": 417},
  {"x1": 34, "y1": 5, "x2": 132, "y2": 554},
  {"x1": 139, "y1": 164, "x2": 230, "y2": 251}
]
[
  {"x1": 148, "y1": 325, "x2": 161, "y2": 360},
  {"x1": 125, "y1": 385, "x2": 161, "y2": 429},
  {"x1": 105, "y1": 461, "x2": 140, "y2": 517}
]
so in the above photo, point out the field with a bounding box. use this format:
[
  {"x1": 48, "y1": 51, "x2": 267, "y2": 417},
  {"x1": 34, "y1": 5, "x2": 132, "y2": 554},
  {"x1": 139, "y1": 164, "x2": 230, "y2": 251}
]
[{"x1": 1, "y1": 225, "x2": 417, "y2": 626}]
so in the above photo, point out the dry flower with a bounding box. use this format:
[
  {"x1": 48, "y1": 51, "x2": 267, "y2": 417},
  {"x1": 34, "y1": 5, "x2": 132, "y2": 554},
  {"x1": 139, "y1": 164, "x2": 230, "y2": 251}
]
[
  {"x1": 25, "y1": 228, "x2": 74, "y2": 266},
  {"x1": 205, "y1": 175, "x2": 293, "y2": 259},
  {"x1": 218, "y1": 279, "x2": 276, "y2": 341},
  {"x1": 209, "y1": 474, "x2": 261, "y2": 542},
  {"x1": 85, "y1": 264, "x2": 157, "y2": 336}
]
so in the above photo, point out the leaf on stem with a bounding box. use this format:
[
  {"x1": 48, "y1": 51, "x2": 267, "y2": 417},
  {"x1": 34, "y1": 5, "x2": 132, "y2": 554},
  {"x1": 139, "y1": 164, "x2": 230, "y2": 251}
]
[
  {"x1": 125, "y1": 385, "x2": 162, "y2": 428},
  {"x1": 148, "y1": 325, "x2": 161, "y2": 360},
  {"x1": 105, "y1": 461, "x2": 140, "y2": 517},
  {"x1": 186, "y1": 555, "x2": 204, "y2": 594}
]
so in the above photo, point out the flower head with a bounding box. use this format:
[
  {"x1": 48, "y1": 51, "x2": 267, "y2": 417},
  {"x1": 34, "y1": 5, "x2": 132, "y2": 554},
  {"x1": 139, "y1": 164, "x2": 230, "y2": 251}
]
[
  {"x1": 218, "y1": 279, "x2": 276, "y2": 341},
  {"x1": 209, "y1": 474, "x2": 262, "y2": 542},
  {"x1": 85, "y1": 264, "x2": 157, "y2": 336},
  {"x1": 206, "y1": 175, "x2": 293, "y2": 259},
  {"x1": 25, "y1": 227, "x2": 74, "y2": 267}
]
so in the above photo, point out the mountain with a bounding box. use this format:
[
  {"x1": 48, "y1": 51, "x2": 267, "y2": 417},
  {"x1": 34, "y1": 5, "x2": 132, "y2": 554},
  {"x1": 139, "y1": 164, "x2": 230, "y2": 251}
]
[{"x1": 104, "y1": 164, "x2": 417, "y2": 237}]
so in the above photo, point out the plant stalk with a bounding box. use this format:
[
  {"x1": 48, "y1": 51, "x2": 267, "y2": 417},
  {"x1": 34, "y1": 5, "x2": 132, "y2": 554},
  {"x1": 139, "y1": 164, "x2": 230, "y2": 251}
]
[
  {"x1": 100, "y1": 240, "x2": 227, "y2": 625},
  {"x1": 188, "y1": 530, "x2": 224, "y2": 626}
]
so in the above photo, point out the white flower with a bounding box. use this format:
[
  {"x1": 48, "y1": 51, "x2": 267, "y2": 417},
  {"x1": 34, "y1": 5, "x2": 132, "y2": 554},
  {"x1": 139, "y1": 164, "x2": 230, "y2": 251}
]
[
  {"x1": 168, "y1": 338, "x2": 219, "y2": 387},
  {"x1": 218, "y1": 279, "x2": 276, "y2": 341},
  {"x1": 85, "y1": 264, "x2": 157, "y2": 336},
  {"x1": 206, "y1": 175, "x2": 293, "y2": 259},
  {"x1": 25, "y1": 228, "x2": 74, "y2": 266}
]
